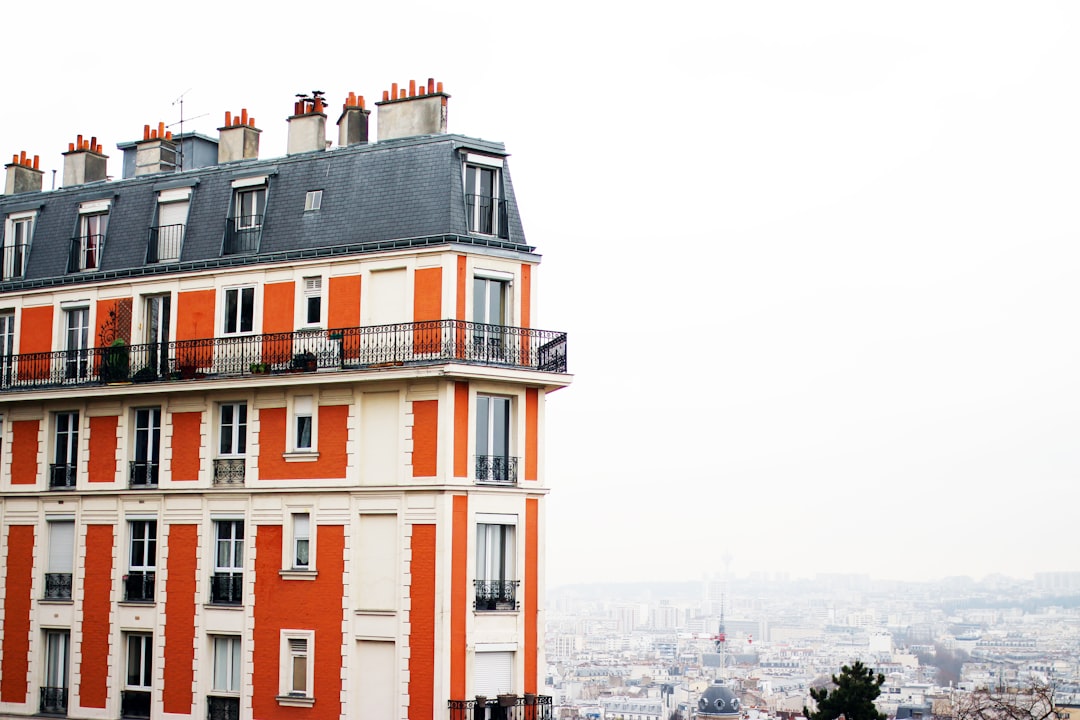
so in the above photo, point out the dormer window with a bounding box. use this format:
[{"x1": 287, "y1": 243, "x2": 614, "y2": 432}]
[
  {"x1": 69, "y1": 199, "x2": 109, "y2": 272},
  {"x1": 148, "y1": 187, "x2": 190, "y2": 263},
  {"x1": 224, "y1": 176, "x2": 268, "y2": 255},
  {"x1": 464, "y1": 154, "x2": 508, "y2": 239},
  {"x1": 2, "y1": 210, "x2": 35, "y2": 280}
]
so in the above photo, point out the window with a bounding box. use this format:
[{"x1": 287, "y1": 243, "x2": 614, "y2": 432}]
[
  {"x1": 475, "y1": 396, "x2": 515, "y2": 484},
  {"x1": 0, "y1": 311, "x2": 13, "y2": 386},
  {"x1": 475, "y1": 521, "x2": 517, "y2": 610},
  {"x1": 211, "y1": 521, "x2": 244, "y2": 604},
  {"x1": 2, "y1": 212, "x2": 33, "y2": 280},
  {"x1": 464, "y1": 161, "x2": 505, "y2": 237},
  {"x1": 143, "y1": 294, "x2": 171, "y2": 378},
  {"x1": 473, "y1": 649, "x2": 514, "y2": 696},
  {"x1": 149, "y1": 189, "x2": 189, "y2": 262},
  {"x1": 291, "y1": 514, "x2": 310, "y2": 570},
  {"x1": 131, "y1": 408, "x2": 160, "y2": 487},
  {"x1": 223, "y1": 286, "x2": 255, "y2": 335},
  {"x1": 122, "y1": 634, "x2": 152, "y2": 718},
  {"x1": 472, "y1": 274, "x2": 511, "y2": 360},
  {"x1": 73, "y1": 211, "x2": 108, "y2": 271},
  {"x1": 126, "y1": 520, "x2": 156, "y2": 602},
  {"x1": 211, "y1": 636, "x2": 242, "y2": 693},
  {"x1": 41, "y1": 630, "x2": 70, "y2": 715},
  {"x1": 302, "y1": 277, "x2": 322, "y2": 326},
  {"x1": 218, "y1": 403, "x2": 248, "y2": 456},
  {"x1": 63, "y1": 307, "x2": 89, "y2": 380},
  {"x1": 225, "y1": 186, "x2": 265, "y2": 254},
  {"x1": 236, "y1": 188, "x2": 265, "y2": 227},
  {"x1": 304, "y1": 190, "x2": 322, "y2": 212},
  {"x1": 293, "y1": 396, "x2": 313, "y2": 452},
  {"x1": 45, "y1": 521, "x2": 74, "y2": 599},
  {"x1": 51, "y1": 411, "x2": 79, "y2": 489},
  {"x1": 278, "y1": 631, "x2": 314, "y2": 704}
]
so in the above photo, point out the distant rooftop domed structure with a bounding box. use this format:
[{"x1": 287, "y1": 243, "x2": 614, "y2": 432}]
[{"x1": 696, "y1": 679, "x2": 742, "y2": 718}]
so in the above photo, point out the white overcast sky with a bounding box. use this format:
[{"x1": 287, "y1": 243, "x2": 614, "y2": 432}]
[{"x1": 4, "y1": 2, "x2": 1079, "y2": 586}]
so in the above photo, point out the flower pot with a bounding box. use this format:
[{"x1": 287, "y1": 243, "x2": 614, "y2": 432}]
[{"x1": 498, "y1": 694, "x2": 518, "y2": 708}]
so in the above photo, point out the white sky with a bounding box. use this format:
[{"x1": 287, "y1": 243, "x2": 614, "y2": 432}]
[{"x1": 4, "y1": 2, "x2": 1079, "y2": 585}]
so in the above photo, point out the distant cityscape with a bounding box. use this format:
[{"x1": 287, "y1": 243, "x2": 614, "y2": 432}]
[{"x1": 545, "y1": 572, "x2": 1080, "y2": 719}]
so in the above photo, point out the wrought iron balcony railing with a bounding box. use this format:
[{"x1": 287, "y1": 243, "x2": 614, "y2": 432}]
[
  {"x1": 475, "y1": 456, "x2": 518, "y2": 485},
  {"x1": 223, "y1": 215, "x2": 262, "y2": 254},
  {"x1": 39, "y1": 686, "x2": 68, "y2": 715},
  {"x1": 129, "y1": 461, "x2": 159, "y2": 488},
  {"x1": 474, "y1": 579, "x2": 519, "y2": 611},
  {"x1": 68, "y1": 234, "x2": 104, "y2": 272},
  {"x1": 207, "y1": 695, "x2": 240, "y2": 720},
  {"x1": 0, "y1": 320, "x2": 567, "y2": 392},
  {"x1": 449, "y1": 695, "x2": 553, "y2": 720},
  {"x1": 147, "y1": 224, "x2": 184, "y2": 263},
  {"x1": 210, "y1": 572, "x2": 243, "y2": 605},
  {"x1": 213, "y1": 458, "x2": 246, "y2": 487},
  {"x1": 1, "y1": 241, "x2": 29, "y2": 280},
  {"x1": 121, "y1": 690, "x2": 151, "y2": 719},
  {"x1": 44, "y1": 573, "x2": 73, "y2": 600},
  {"x1": 123, "y1": 572, "x2": 155, "y2": 602},
  {"x1": 49, "y1": 463, "x2": 76, "y2": 489},
  {"x1": 465, "y1": 194, "x2": 509, "y2": 239}
]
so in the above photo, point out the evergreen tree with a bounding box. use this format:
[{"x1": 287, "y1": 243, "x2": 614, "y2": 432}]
[{"x1": 804, "y1": 660, "x2": 887, "y2": 720}]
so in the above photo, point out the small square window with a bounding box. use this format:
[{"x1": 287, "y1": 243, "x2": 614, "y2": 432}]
[
  {"x1": 304, "y1": 191, "x2": 322, "y2": 212},
  {"x1": 293, "y1": 514, "x2": 310, "y2": 570}
]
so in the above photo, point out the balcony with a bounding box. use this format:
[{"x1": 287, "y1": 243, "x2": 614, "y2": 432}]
[
  {"x1": 49, "y1": 463, "x2": 76, "y2": 489},
  {"x1": 466, "y1": 194, "x2": 509, "y2": 239},
  {"x1": 474, "y1": 579, "x2": 519, "y2": 611},
  {"x1": 449, "y1": 695, "x2": 552, "y2": 720},
  {"x1": 207, "y1": 695, "x2": 240, "y2": 720},
  {"x1": 475, "y1": 456, "x2": 518, "y2": 486},
  {"x1": 223, "y1": 216, "x2": 262, "y2": 255},
  {"x1": 0, "y1": 320, "x2": 567, "y2": 393},
  {"x1": 0, "y1": 241, "x2": 29, "y2": 280},
  {"x1": 67, "y1": 234, "x2": 103, "y2": 272},
  {"x1": 44, "y1": 573, "x2": 72, "y2": 600},
  {"x1": 129, "y1": 461, "x2": 159, "y2": 488},
  {"x1": 209, "y1": 572, "x2": 243, "y2": 605},
  {"x1": 39, "y1": 687, "x2": 68, "y2": 716},
  {"x1": 123, "y1": 572, "x2": 155, "y2": 602},
  {"x1": 147, "y1": 224, "x2": 184, "y2": 263},
  {"x1": 213, "y1": 458, "x2": 246, "y2": 487},
  {"x1": 121, "y1": 690, "x2": 151, "y2": 719}
]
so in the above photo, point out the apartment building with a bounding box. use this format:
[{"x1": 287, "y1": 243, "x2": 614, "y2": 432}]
[{"x1": 0, "y1": 80, "x2": 568, "y2": 720}]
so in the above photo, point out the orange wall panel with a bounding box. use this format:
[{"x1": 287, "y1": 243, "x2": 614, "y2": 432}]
[
  {"x1": 328, "y1": 275, "x2": 361, "y2": 329},
  {"x1": 456, "y1": 255, "x2": 467, "y2": 320},
  {"x1": 0, "y1": 525, "x2": 34, "y2": 703},
  {"x1": 451, "y1": 496, "x2": 468, "y2": 698},
  {"x1": 170, "y1": 412, "x2": 202, "y2": 482},
  {"x1": 176, "y1": 289, "x2": 215, "y2": 368},
  {"x1": 409, "y1": 524, "x2": 436, "y2": 720},
  {"x1": 525, "y1": 389, "x2": 538, "y2": 482},
  {"x1": 95, "y1": 297, "x2": 133, "y2": 344},
  {"x1": 263, "y1": 281, "x2": 295, "y2": 334},
  {"x1": 88, "y1": 415, "x2": 118, "y2": 483},
  {"x1": 413, "y1": 267, "x2": 442, "y2": 321},
  {"x1": 256, "y1": 405, "x2": 348, "y2": 480},
  {"x1": 78, "y1": 524, "x2": 114, "y2": 709},
  {"x1": 520, "y1": 264, "x2": 531, "y2": 329},
  {"x1": 10, "y1": 420, "x2": 39, "y2": 485},
  {"x1": 453, "y1": 382, "x2": 469, "y2": 478},
  {"x1": 252, "y1": 524, "x2": 344, "y2": 720},
  {"x1": 18, "y1": 306, "x2": 53, "y2": 380},
  {"x1": 163, "y1": 524, "x2": 198, "y2": 713},
  {"x1": 411, "y1": 400, "x2": 438, "y2": 477},
  {"x1": 525, "y1": 498, "x2": 539, "y2": 694}
]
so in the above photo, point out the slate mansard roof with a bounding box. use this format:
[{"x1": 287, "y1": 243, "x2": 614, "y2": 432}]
[{"x1": 0, "y1": 133, "x2": 531, "y2": 292}]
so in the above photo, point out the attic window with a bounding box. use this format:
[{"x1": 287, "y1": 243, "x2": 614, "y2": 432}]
[{"x1": 304, "y1": 191, "x2": 322, "y2": 212}]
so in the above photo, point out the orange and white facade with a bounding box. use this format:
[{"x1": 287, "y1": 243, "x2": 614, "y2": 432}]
[{"x1": 0, "y1": 81, "x2": 568, "y2": 720}]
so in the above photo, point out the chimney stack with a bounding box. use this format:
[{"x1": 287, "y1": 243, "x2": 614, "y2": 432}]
[
  {"x1": 63, "y1": 135, "x2": 108, "y2": 186},
  {"x1": 287, "y1": 91, "x2": 328, "y2": 155},
  {"x1": 4, "y1": 151, "x2": 43, "y2": 195},
  {"x1": 375, "y1": 78, "x2": 448, "y2": 141},
  {"x1": 134, "y1": 121, "x2": 177, "y2": 176},
  {"x1": 337, "y1": 92, "x2": 370, "y2": 147},
  {"x1": 218, "y1": 108, "x2": 260, "y2": 163}
]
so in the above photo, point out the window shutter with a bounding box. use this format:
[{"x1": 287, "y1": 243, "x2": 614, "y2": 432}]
[
  {"x1": 473, "y1": 651, "x2": 513, "y2": 697},
  {"x1": 289, "y1": 638, "x2": 307, "y2": 654},
  {"x1": 49, "y1": 522, "x2": 75, "y2": 573}
]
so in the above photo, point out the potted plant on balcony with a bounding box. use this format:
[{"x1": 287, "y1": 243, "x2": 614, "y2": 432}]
[
  {"x1": 101, "y1": 338, "x2": 130, "y2": 383},
  {"x1": 292, "y1": 351, "x2": 317, "y2": 372},
  {"x1": 250, "y1": 362, "x2": 271, "y2": 375},
  {"x1": 497, "y1": 694, "x2": 518, "y2": 708}
]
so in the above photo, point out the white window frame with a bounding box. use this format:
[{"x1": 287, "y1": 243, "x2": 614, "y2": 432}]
[
  {"x1": 464, "y1": 157, "x2": 503, "y2": 236},
  {"x1": 476, "y1": 516, "x2": 517, "y2": 584},
  {"x1": 301, "y1": 276, "x2": 323, "y2": 327},
  {"x1": 475, "y1": 394, "x2": 512, "y2": 464},
  {"x1": 62, "y1": 306, "x2": 90, "y2": 380},
  {"x1": 76, "y1": 205, "x2": 109, "y2": 271},
  {"x1": 53, "y1": 410, "x2": 79, "y2": 471},
  {"x1": 304, "y1": 190, "x2": 323, "y2": 212},
  {"x1": 222, "y1": 285, "x2": 256, "y2": 335},
  {"x1": 3, "y1": 210, "x2": 35, "y2": 280},
  {"x1": 218, "y1": 402, "x2": 248, "y2": 457},
  {"x1": 277, "y1": 630, "x2": 315, "y2": 705},
  {"x1": 125, "y1": 633, "x2": 153, "y2": 690},
  {"x1": 290, "y1": 395, "x2": 316, "y2": 454},
  {"x1": 234, "y1": 187, "x2": 266, "y2": 229},
  {"x1": 0, "y1": 312, "x2": 14, "y2": 385},
  {"x1": 47, "y1": 520, "x2": 75, "y2": 575},
  {"x1": 132, "y1": 407, "x2": 161, "y2": 485},
  {"x1": 128, "y1": 520, "x2": 157, "y2": 573},
  {"x1": 282, "y1": 511, "x2": 316, "y2": 576},
  {"x1": 211, "y1": 635, "x2": 242, "y2": 694},
  {"x1": 214, "y1": 520, "x2": 244, "y2": 573},
  {"x1": 153, "y1": 189, "x2": 190, "y2": 262},
  {"x1": 43, "y1": 629, "x2": 70, "y2": 691}
]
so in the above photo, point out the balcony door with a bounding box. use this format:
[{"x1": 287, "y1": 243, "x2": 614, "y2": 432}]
[
  {"x1": 42, "y1": 630, "x2": 69, "y2": 714},
  {"x1": 0, "y1": 311, "x2": 13, "y2": 386},
  {"x1": 143, "y1": 294, "x2": 171, "y2": 377},
  {"x1": 64, "y1": 308, "x2": 89, "y2": 380},
  {"x1": 473, "y1": 276, "x2": 511, "y2": 361}
]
